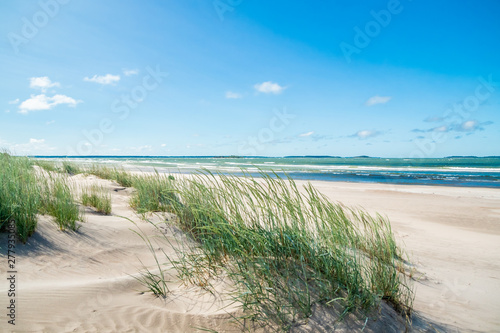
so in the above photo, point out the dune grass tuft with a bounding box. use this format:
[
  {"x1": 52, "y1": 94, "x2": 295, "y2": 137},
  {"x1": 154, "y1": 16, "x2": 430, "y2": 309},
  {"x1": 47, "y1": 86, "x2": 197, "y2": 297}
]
[
  {"x1": 0, "y1": 153, "x2": 40, "y2": 242},
  {"x1": 34, "y1": 159, "x2": 60, "y2": 172},
  {"x1": 81, "y1": 184, "x2": 112, "y2": 215},
  {"x1": 1, "y1": 153, "x2": 84, "y2": 240},
  {"x1": 86, "y1": 164, "x2": 135, "y2": 187},
  {"x1": 40, "y1": 175, "x2": 83, "y2": 231},
  {"x1": 132, "y1": 170, "x2": 414, "y2": 330},
  {"x1": 115, "y1": 169, "x2": 135, "y2": 187},
  {"x1": 130, "y1": 172, "x2": 179, "y2": 214},
  {"x1": 62, "y1": 161, "x2": 82, "y2": 175}
]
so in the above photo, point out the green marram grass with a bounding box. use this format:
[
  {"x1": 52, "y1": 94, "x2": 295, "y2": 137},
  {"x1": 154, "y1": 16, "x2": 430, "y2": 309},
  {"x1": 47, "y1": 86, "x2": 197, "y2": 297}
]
[
  {"x1": 62, "y1": 161, "x2": 82, "y2": 175},
  {"x1": 0, "y1": 153, "x2": 40, "y2": 242},
  {"x1": 39, "y1": 174, "x2": 83, "y2": 231},
  {"x1": 33, "y1": 159, "x2": 60, "y2": 172},
  {"x1": 86, "y1": 164, "x2": 135, "y2": 187},
  {"x1": 0, "y1": 153, "x2": 413, "y2": 329},
  {"x1": 133, "y1": 170, "x2": 414, "y2": 330},
  {"x1": 130, "y1": 172, "x2": 178, "y2": 214},
  {"x1": 0, "y1": 153, "x2": 83, "y2": 241},
  {"x1": 81, "y1": 184, "x2": 112, "y2": 215}
]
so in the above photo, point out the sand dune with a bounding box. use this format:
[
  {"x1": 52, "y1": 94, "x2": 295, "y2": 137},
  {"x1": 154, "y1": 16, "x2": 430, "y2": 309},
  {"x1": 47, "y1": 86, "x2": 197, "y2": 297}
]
[
  {"x1": 1, "y1": 174, "x2": 499, "y2": 332},
  {"x1": 1, "y1": 176, "x2": 242, "y2": 332},
  {"x1": 302, "y1": 180, "x2": 500, "y2": 332}
]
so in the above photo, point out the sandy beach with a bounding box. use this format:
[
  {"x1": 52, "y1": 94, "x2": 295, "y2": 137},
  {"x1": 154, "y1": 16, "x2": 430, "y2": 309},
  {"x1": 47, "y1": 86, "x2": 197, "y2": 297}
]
[
  {"x1": 1, "y1": 172, "x2": 499, "y2": 332},
  {"x1": 301, "y1": 180, "x2": 500, "y2": 332}
]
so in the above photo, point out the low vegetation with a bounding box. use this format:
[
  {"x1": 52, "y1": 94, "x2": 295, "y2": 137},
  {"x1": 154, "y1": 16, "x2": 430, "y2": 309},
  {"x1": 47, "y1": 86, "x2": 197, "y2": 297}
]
[
  {"x1": 133, "y1": 170, "x2": 414, "y2": 330},
  {"x1": 86, "y1": 164, "x2": 135, "y2": 187},
  {"x1": 62, "y1": 161, "x2": 82, "y2": 175},
  {"x1": 40, "y1": 175, "x2": 83, "y2": 231},
  {"x1": 1, "y1": 154, "x2": 413, "y2": 329},
  {"x1": 0, "y1": 153, "x2": 40, "y2": 242},
  {"x1": 0, "y1": 153, "x2": 83, "y2": 242},
  {"x1": 33, "y1": 159, "x2": 59, "y2": 172},
  {"x1": 81, "y1": 185, "x2": 112, "y2": 215},
  {"x1": 34, "y1": 158, "x2": 83, "y2": 176},
  {"x1": 130, "y1": 172, "x2": 178, "y2": 214}
]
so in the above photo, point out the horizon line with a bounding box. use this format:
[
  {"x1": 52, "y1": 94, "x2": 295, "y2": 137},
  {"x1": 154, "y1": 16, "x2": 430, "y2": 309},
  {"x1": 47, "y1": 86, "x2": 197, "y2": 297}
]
[{"x1": 23, "y1": 155, "x2": 500, "y2": 159}]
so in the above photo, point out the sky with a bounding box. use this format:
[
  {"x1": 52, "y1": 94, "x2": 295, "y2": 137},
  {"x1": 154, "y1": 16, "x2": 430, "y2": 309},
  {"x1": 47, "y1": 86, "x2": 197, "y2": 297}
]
[{"x1": 1, "y1": 0, "x2": 499, "y2": 157}]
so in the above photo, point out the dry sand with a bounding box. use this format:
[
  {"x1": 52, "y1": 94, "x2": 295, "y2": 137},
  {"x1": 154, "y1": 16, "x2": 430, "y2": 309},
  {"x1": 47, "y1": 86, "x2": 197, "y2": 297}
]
[
  {"x1": 1, "y1": 173, "x2": 499, "y2": 332},
  {"x1": 299, "y1": 180, "x2": 500, "y2": 332}
]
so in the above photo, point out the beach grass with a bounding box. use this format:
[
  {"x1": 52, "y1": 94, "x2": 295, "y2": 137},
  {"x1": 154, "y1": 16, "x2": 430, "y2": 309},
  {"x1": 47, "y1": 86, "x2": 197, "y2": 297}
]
[
  {"x1": 62, "y1": 161, "x2": 82, "y2": 175},
  {"x1": 86, "y1": 164, "x2": 115, "y2": 179},
  {"x1": 0, "y1": 153, "x2": 83, "y2": 240},
  {"x1": 133, "y1": 170, "x2": 413, "y2": 330},
  {"x1": 129, "y1": 172, "x2": 179, "y2": 214},
  {"x1": 0, "y1": 153, "x2": 41, "y2": 242},
  {"x1": 130, "y1": 219, "x2": 172, "y2": 297},
  {"x1": 81, "y1": 184, "x2": 112, "y2": 215},
  {"x1": 86, "y1": 164, "x2": 135, "y2": 187},
  {"x1": 40, "y1": 175, "x2": 83, "y2": 231},
  {"x1": 1, "y1": 153, "x2": 413, "y2": 328},
  {"x1": 34, "y1": 159, "x2": 60, "y2": 173}
]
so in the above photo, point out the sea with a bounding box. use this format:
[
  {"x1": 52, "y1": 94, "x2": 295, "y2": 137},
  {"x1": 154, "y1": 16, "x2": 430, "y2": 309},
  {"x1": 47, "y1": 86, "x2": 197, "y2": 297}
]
[{"x1": 35, "y1": 156, "x2": 500, "y2": 188}]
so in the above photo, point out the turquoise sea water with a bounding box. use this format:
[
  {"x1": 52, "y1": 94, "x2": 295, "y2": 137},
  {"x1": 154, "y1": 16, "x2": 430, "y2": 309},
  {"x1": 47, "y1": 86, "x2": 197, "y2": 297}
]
[{"x1": 37, "y1": 156, "x2": 500, "y2": 188}]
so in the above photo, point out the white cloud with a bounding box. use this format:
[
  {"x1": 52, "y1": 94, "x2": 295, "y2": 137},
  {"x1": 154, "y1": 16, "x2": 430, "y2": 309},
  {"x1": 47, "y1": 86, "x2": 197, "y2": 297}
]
[
  {"x1": 299, "y1": 131, "x2": 314, "y2": 137},
  {"x1": 123, "y1": 69, "x2": 139, "y2": 76},
  {"x1": 84, "y1": 74, "x2": 120, "y2": 85},
  {"x1": 461, "y1": 120, "x2": 477, "y2": 131},
  {"x1": 46, "y1": 120, "x2": 55, "y2": 125},
  {"x1": 161, "y1": 143, "x2": 167, "y2": 147},
  {"x1": 353, "y1": 130, "x2": 379, "y2": 139},
  {"x1": 433, "y1": 125, "x2": 448, "y2": 132},
  {"x1": 225, "y1": 91, "x2": 242, "y2": 99},
  {"x1": 365, "y1": 95, "x2": 391, "y2": 106},
  {"x1": 8, "y1": 98, "x2": 19, "y2": 104},
  {"x1": 19, "y1": 94, "x2": 80, "y2": 113},
  {"x1": 2, "y1": 138, "x2": 55, "y2": 155},
  {"x1": 29, "y1": 138, "x2": 45, "y2": 144},
  {"x1": 254, "y1": 81, "x2": 286, "y2": 94},
  {"x1": 29, "y1": 77, "x2": 60, "y2": 92},
  {"x1": 5, "y1": 110, "x2": 10, "y2": 113},
  {"x1": 412, "y1": 120, "x2": 493, "y2": 134}
]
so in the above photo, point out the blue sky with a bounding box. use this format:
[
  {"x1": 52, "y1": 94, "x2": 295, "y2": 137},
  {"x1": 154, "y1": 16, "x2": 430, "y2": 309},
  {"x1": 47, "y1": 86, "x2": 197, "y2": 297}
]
[{"x1": 1, "y1": 0, "x2": 499, "y2": 157}]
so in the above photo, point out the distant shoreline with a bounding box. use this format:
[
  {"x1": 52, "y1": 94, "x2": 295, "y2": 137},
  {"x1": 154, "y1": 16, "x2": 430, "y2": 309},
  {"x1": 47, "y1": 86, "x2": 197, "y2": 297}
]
[
  {"x1": 33, "y1": 156, "x2": 500, "y2": 189},
  {"x1": 30, "y1": 155, "x2": 500, "y2": 159}
]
